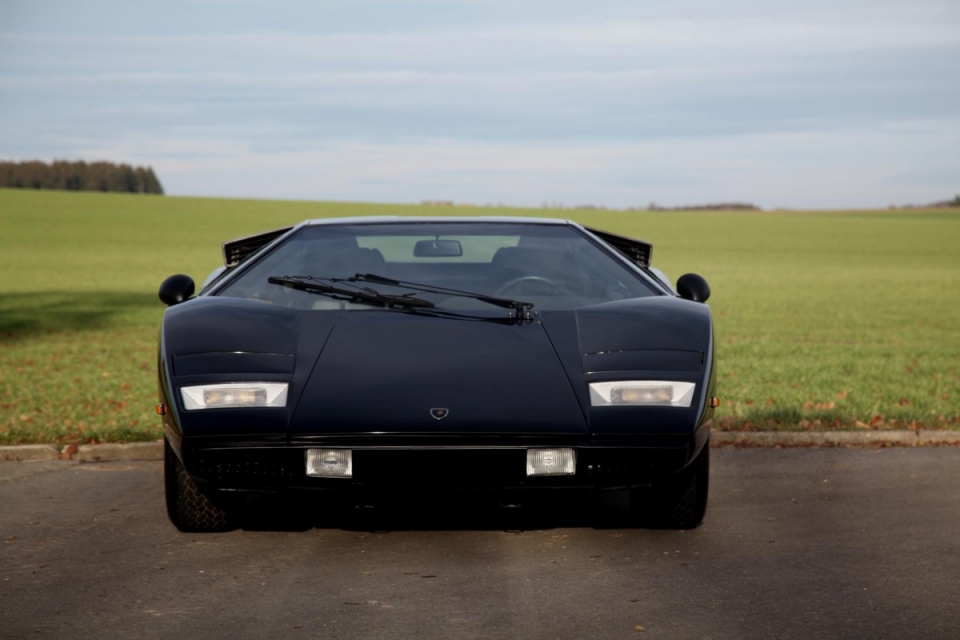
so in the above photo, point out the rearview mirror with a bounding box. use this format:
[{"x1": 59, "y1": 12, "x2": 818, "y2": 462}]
[
  {"x1": 159, "y1": 274, "x2": 196, "y2": 306},
  {"x1": 414, "y1": 239, "x2": 463, "y2": 258},
  {"x1": 677, "y1": 273, "x2": 710, "y2": 303}
]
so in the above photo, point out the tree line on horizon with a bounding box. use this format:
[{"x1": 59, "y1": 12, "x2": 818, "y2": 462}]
[{"x1": 0, "y1": 160, "x2": 164, "y2": 194}]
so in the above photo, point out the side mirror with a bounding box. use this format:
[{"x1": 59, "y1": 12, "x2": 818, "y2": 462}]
[
  {"x1": 159, "y1": 274, "x2": 196, "y2": 306},
  {"x1": 677, "y1": 273, "x2": 710, "y2": 303}
]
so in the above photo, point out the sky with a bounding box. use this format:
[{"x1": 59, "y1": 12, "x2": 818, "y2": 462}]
[{"x1": 2, "y1": 0, "x2": 958, "y2": 209}]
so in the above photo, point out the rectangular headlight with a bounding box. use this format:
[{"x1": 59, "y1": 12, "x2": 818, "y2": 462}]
[
  {"x1": 526, "y1": 448, "x2": 576, "y2": 476},
  {"x1": 306, "y1": 449, "x2": 353, "y2": 478},
  {"x1": 589, "y1": 381, "x2": 696, "y2": 407},
  {"x1": 180, "y1": 383, "x2": 289, "y2": 410}
]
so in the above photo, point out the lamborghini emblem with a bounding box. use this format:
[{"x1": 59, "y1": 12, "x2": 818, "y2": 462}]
[{"x1": 430, "y1": 408, "x2": 449, "y2": 420}]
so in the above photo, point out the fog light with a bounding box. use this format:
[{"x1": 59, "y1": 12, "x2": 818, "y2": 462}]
[
  {"x1": 306, "y1": 449, "x2": 352, "y2": 478},
  {"x1": 526, "y1": 448, "x2": 576, "y2": 476}
]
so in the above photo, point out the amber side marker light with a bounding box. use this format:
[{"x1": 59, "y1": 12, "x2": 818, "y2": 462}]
[
  {"x1": 709, "y1": 397, "x2": 720, "y2": 408},
  {"x1": 156, "y1": 404, "x2": 168, "y2": 415}
]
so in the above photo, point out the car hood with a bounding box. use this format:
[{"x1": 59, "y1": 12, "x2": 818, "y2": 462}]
[{"x1": 289, "y1": 311, "x2": 588, "y2": 435}]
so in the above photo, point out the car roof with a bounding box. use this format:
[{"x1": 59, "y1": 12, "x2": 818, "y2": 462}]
[
  {"x1": 299, "y1": 216, "x2": 576, "y2": 227},
  {"x1": 220, "y1": 216, "x2": 659, "y2": 273}
]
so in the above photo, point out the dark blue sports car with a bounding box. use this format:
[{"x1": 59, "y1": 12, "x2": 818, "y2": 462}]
[{"x1": 157, "y1": 217, "x2": 715, "y2": 531}]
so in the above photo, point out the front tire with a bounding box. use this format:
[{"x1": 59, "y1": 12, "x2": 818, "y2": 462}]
[
  {"x1": 630, "y1": 443, "x2": 709, "y2": 529},
  {"x1": 164, "y1": 438, "x2": 236, "y2": 532}
]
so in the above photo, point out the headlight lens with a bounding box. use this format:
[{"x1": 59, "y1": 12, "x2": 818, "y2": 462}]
[
  {"x1": 589, "y1": 381, "x2": 696, "y2": 407},
  {"x1": 180, "y1": 383, "x2": 289, "y2": 410}
]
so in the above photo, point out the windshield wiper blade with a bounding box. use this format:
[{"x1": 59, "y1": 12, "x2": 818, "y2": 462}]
[
  {"x1": 267, "y1": 276, "x2": 435, "y2": 309},
  {"x1": 349, "y1": 273, "x2": 534, "y2": 321}
]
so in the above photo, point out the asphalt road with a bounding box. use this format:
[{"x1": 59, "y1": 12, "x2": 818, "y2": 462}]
[{"x1": 1, "y1": 448, "x2": 958, "y2": 640}]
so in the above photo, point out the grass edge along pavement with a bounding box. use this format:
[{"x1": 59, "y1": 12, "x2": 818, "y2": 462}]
[
  {"x1": 1, "y1": 189, "x2": 958, "y2": 445},
  {"x1": 3, "y1": 430, "x2": 960, "y2": 464}
]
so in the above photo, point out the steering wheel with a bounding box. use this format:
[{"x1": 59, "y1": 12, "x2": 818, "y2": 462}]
[{"x1": 495, "y1": 276, "x2": 566, "y2": 297}]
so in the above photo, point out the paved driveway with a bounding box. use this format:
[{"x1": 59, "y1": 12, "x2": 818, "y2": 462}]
[{"x1": 1, "y1": 448, "x2": 958, "y2": 639}]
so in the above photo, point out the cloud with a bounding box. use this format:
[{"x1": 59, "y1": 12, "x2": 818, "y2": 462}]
[
  {"x1": 38, "y1": 118, "x2": 952, "y2": 210},
  {"x1": 1, "y1": 0, "x2": 958, "y2": 207}
]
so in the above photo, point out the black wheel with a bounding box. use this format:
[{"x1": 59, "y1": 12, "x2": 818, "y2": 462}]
[
  {"x1": 630, "y1": 443, "x2": 709, "y2": 529},
  {"x1": 164, "y1": 438, "x2": 236, "y2": 532}
]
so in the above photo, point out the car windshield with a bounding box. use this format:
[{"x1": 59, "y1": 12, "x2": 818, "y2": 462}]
[{"x1": 215, "y1": 222, "x2": 659, "y2": 311}]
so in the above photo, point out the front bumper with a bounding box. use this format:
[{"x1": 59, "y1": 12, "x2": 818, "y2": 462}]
[{"x1": 176, "y1": 433, "x2": 707, "y2": 492}]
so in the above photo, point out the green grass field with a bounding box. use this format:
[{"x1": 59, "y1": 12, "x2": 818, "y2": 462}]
[{"x1": 2, "y1": 188, "x2": 958, "y2": 445}]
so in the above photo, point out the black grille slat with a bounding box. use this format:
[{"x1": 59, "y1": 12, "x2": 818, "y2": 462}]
[
  {"x1": 580, "y1": 448, "x2": 687, "y2": 478},
  {"x1": 193, "y1": 450, "x2": 300, "y2": 486}
]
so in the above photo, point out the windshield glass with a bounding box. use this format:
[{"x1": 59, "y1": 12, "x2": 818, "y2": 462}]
[{"x1": 216, "y1": 222, "x2": 658, "y2": 311}]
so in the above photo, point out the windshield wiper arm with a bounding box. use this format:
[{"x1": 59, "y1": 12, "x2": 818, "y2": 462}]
[
  {"x1": 267, "y1": 276, "x2": 435, "y2": 309},
  {"x1": 349, "y1": 273, "x2": 534, "y2": 321}
]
